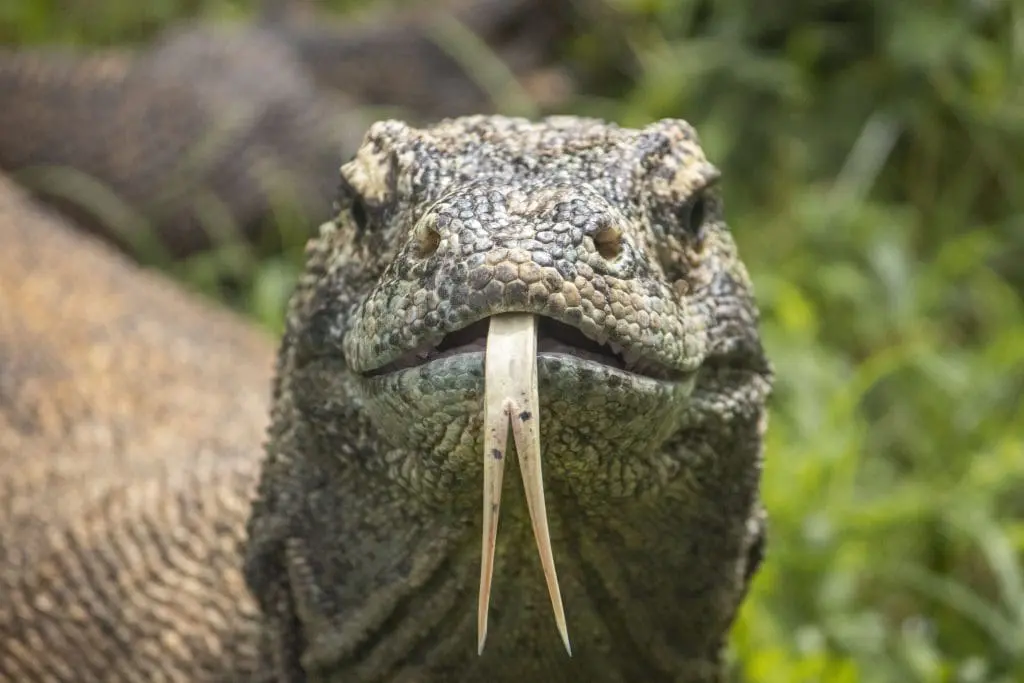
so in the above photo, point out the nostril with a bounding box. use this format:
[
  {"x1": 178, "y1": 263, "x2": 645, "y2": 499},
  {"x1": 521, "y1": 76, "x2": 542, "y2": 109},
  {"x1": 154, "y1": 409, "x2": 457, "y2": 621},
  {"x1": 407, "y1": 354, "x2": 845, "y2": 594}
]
[
  {"x1": 419, "y1": 228, "x2": 441, "y2": 257},
  {"x1": 413, "y1": 215, "x2": 442, "y2": 258},
  {"x1": 593, "y1": 225, "x2": 623, "y2": 261}
]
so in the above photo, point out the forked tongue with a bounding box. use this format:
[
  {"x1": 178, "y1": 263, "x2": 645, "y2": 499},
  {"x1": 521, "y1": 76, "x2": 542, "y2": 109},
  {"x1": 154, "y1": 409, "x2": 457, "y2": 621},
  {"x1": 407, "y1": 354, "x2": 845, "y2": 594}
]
[{"x1": 478, "y1": 313, "x2": 571, "y2": 656}]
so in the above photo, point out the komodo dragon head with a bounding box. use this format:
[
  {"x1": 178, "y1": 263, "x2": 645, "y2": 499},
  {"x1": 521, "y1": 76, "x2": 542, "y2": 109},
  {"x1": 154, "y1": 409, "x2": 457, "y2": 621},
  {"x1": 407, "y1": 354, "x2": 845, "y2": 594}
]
[{"x1": 244, "y1": 115, "x2": 773, "y2": 682}]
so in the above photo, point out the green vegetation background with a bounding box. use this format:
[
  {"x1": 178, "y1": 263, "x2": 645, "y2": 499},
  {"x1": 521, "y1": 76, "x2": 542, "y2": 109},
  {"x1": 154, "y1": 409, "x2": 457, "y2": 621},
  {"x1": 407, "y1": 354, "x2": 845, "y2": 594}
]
[{"x1": 3, "y1": 1, "x2": 1021, "y2": 681}]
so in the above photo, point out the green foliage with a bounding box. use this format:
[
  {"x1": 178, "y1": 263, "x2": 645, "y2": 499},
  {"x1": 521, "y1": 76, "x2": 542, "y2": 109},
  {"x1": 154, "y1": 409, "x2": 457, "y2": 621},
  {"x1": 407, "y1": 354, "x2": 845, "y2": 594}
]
[
  {"x1": 609, "y1": 3, "x2": 1024, "y2": 681},
  {"x1": 4, "y1": 0, "x2": 1022, "y2": 680}
]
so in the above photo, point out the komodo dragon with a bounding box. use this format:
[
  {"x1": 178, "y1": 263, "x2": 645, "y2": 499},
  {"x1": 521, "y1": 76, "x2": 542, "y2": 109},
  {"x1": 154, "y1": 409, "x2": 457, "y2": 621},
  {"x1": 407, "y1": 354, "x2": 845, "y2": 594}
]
[{"x1": 1, "y1": 114, "x2": 772, "y2": 681}]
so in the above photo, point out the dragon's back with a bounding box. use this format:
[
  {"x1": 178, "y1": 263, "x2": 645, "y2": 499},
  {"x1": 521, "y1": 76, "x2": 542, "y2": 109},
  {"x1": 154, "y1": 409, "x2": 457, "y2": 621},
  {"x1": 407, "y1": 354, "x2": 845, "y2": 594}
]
[{"x1": 0, "y1": 175, "x2": 273, "y2": 681}]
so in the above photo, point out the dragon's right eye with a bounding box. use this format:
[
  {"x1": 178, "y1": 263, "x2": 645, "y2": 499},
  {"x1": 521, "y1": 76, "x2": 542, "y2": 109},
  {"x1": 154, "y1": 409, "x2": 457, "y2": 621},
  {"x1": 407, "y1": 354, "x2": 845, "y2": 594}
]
[
  {"x1": 676, "y1": 193, "x2": 708, "y2": 245},
  {"x1": 350, "y1": 196, "x2": 369, "y2": 231}
]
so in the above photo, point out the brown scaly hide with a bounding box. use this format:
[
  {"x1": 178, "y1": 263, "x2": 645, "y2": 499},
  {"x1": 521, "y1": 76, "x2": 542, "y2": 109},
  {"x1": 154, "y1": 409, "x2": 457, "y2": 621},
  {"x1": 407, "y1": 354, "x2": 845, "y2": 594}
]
[
  {"x1": 0, "y1": 175, "x2": 275, "y2": 681},
  {"x1": 0, "y1": 31, "x2": 362, "y2": 260},
  {"x1": 0, "y1": 0, "x2": 578, "y2": 261}
]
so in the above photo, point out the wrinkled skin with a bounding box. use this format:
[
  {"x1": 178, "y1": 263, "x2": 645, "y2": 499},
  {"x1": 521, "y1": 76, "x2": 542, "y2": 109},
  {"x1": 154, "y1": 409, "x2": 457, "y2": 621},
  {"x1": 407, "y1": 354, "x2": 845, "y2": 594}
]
[{"x1": 244, "y1": 115, "x2": 772, "y2": 682}]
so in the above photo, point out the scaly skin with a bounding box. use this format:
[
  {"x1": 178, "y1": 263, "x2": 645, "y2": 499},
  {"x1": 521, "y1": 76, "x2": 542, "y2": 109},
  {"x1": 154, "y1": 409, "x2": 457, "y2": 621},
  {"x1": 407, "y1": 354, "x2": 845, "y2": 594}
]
[
  {"x1": 245, "y1": 115, "x2": 773, "y2": 682},
  {"x1": 0, "y1": 26, "x2": 362, "y2": 258},
  {"x1": 0, "y1": 174, "x2": 271, "y2": 681},
  {"x1": 0, "y1": 0, "x2": 573, "y2": 258}
]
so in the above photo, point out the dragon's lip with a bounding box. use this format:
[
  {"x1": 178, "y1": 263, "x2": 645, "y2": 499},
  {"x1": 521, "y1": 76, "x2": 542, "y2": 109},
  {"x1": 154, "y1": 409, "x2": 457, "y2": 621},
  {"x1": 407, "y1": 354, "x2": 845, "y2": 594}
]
[{"x1": 363, "y1": 316, "x2": 682, "y2": 380}]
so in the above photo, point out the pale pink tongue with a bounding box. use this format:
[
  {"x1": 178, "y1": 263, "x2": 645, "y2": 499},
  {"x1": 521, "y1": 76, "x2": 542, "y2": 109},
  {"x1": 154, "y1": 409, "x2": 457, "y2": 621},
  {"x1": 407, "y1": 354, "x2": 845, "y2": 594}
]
[{"x1": 477, "y1": 313, "x2": 571, "y2": 656}]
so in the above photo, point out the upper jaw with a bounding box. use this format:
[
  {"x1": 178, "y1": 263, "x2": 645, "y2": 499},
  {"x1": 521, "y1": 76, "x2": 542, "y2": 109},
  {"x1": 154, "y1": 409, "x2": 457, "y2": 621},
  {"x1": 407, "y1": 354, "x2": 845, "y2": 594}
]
[{"x1": 358, "y1": 313, "x2": 691, "y2": 382}]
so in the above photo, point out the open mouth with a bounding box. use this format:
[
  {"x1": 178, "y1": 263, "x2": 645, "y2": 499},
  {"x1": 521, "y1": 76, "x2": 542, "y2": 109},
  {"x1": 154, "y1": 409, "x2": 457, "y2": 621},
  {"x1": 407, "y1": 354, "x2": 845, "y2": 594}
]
[{"x1": 365, "y1": 316, "x2": 679, "y2": 380}]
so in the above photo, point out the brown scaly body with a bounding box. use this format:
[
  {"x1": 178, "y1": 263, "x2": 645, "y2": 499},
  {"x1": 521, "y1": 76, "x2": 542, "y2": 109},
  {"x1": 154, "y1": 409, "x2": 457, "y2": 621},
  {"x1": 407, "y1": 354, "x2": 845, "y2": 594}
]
[
  {"x1": 0, "y1": 26, "x2": 364, "y2": 259},
  {"x1": 0, "y1": 0, "x2": 573, "y2": 259},
  {"x1": 0, "y1": 175, "x2": 272, "y2": 681}
]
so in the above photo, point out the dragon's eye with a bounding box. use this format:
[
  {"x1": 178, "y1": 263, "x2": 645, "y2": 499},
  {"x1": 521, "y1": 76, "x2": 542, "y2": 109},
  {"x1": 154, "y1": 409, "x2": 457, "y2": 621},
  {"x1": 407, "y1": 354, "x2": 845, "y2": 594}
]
[
  {"x1": 350, "y1": 196, "x2": 369, "y2": 231},
  {"x1": 677, "y1": 193, "x2": 707, "y2": 243},
  {"x1": 337, "y1": 172, "x2": 373, "y2": 232}
]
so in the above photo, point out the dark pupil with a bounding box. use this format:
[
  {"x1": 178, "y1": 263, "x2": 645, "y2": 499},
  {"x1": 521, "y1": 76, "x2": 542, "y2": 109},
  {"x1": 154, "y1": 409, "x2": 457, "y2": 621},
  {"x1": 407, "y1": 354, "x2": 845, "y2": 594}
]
[
  {"x1": 351, "y1": 198, "x2": 369, "y2": 230},
  {"x1": 681, "y1": 195, "x2": 706, "y2": 238}
]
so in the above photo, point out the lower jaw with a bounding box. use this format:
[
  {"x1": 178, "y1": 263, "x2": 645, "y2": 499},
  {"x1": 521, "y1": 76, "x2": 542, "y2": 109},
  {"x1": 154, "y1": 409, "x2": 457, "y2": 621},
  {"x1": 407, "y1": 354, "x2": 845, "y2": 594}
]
[
  {"x1": 353, "y1": 352, "x2": 697, "y2": 503},
  {"x1": 360, "y1": 351, "x2": 694, "y2": 397}
]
